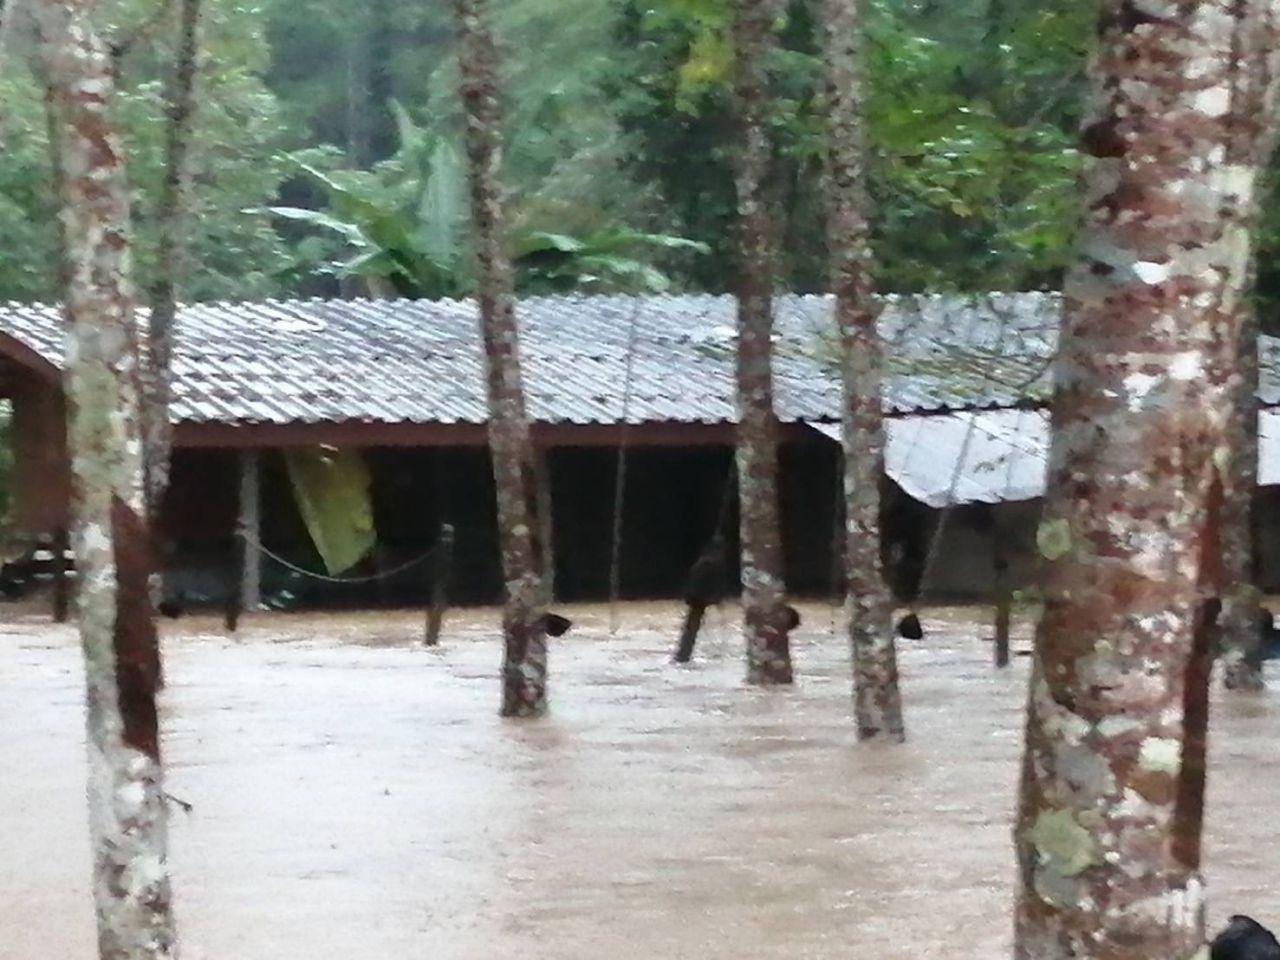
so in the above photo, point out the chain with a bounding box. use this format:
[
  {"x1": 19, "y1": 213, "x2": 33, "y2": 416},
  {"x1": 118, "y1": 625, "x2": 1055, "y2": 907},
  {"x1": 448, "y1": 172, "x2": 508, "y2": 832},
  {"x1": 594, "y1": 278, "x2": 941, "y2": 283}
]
[{"x1": 241, "y1": 532, "x2": 442, "y2": 585}]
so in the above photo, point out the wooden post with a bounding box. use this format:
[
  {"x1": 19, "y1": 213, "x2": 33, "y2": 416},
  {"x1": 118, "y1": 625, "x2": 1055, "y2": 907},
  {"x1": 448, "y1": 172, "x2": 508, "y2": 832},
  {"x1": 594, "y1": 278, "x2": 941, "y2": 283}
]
[
  {"x1": 425, "y1": 523, "x2": 455, "y2": 646},
  {"x1": 240, "y1": 450, "x2": 261, "y2": 612},
  {"x1": 224, "y1": 527, "x2": 243, "y2": 633},
  {"x1": 534, "y1": 449, "x2": 554, "y2": 604},
  {"x1": 992, "y1": 515, "x2": 1011, "y2": 669},
  {"x1": 52, "y1": 527, "x2": 70, "y2": 623},
  {"x1": 226, "y1": 450, "x2": 259, "y2": 632}
]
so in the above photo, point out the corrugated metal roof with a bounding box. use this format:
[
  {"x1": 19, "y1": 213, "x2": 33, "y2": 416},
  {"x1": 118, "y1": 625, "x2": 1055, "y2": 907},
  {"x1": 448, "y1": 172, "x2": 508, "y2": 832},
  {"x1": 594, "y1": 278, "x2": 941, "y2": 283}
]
[
  {"x1": 0, "y1": 293, "x2": 1061, "y2": 426},
  {"x1": 812, "y1": 410, "x2": 1050, "y2": 506},
  {"x1": 7, "y1": 292, "x2": 1276, "y2": 438},
  {"x1": 815, "y1": 405, "x2": 1280, "y2": 506}
]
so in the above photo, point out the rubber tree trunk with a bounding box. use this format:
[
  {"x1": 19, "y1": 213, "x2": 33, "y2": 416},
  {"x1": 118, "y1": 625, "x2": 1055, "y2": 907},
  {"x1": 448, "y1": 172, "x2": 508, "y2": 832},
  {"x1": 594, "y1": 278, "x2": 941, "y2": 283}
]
[
  {"x1": 1219, "y1": 0, "x2": 1280, "y2": 692},
  {"x1": 143, "y1": 0, "x2": 199, "y2": 521},
  {"x1": 454, "y1": 0, "x2": 549, "y2": 717},
  {"x1": 1220, "y1": 310, "x2": 1263, "y2": 690},
  {"x1": 822, "y1": 0, "x2": 905, "y2": 741},
  {"x1": 729, "y1": 0, "x2": 793, "y2": 686},
  {"x1": 37, "y1": 1, "x2": 177, "y2": 955},
  {"x1": 1011, "y1": 3, "x2": 1270, "y2": 956}
]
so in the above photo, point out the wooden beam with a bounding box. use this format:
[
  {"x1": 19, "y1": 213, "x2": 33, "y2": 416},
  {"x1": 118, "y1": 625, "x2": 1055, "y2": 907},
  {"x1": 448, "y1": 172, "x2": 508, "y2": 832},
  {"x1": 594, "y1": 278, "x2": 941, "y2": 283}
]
[
  {"x1": 534, "y1": 450, "x2": 555, "y2": 603},
  {"x1": 992, "y1": 513, "x2": 1011, "y2": 668},
  {"x1": 425, "y1": 523, "x2": 454, "y2": 646},
  {"x1": 171, "y1": 420, "x2": 828, "y2": 450},
  {"x1": 239, "y1": 450, "x2": 261, "y2": 613},
  {"x1": 51, "y1": 527, "x2": 70, "y2": 623}
]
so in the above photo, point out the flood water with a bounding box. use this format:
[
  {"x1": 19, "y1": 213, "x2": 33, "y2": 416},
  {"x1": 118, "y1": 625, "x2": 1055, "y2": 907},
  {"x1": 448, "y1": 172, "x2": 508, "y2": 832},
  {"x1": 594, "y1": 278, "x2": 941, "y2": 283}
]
[{"x1": 1, "y1": 601, "x2": 1278, "y2": 959}]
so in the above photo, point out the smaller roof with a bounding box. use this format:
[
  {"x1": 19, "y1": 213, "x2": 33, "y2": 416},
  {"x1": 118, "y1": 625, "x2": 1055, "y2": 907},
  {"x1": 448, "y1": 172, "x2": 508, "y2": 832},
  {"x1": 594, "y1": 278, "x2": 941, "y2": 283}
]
[
  {"x1": 820, "y1": 407, "x2": 1280, "y2": 506},
  {"x1": 811, "y1": 410, "x2": 1049, "y2": 507}
]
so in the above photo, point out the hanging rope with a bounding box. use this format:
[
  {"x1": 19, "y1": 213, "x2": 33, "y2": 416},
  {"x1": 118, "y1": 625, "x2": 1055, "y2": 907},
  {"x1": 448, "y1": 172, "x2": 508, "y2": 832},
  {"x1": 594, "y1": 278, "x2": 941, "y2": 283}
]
[
  {"x1": 241, "y1": 532, "x2": 443, "y2": 585},
  {"x1": 608, "y1": 297, "x2": 644, "y2": 633}
]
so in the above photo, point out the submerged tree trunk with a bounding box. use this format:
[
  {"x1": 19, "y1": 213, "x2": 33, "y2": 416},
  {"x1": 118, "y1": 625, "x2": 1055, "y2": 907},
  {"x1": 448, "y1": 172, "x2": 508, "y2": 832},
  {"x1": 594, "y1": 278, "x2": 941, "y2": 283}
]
[
  {"x1": 454, "y1": 0, "x2": 549, "y2": 717},
  {"x1": 1220, "y1": 309, "x2": 1264, "y2": 690},
  {"x1": 143, "y1": 0, "x2": 200, "y2": 521},
  {"x1": 37, "y1": 1, "x2": 177, "y2": 956},
  {"x1": 1219, "y1": 0, "x2": 1280, "y2": 692},
  {"x1": 822, "y1": 0, "x2": 905, "y2": 741},
  {"x1": 730, "y1": 0, "x2": 793, "y2": 686},
  {"x1": 1012, "y1": 2, "x2": 1269, "y2": 956}
]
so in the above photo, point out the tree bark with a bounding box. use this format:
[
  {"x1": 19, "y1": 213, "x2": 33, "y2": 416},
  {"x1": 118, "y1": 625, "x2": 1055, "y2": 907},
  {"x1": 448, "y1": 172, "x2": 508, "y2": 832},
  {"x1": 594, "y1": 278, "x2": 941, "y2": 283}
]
[
  {"x1": 454, "y1": 0, "x2": 549, "y2": 717},
  {"x1": 822, "y1": 0, "x2": 905, "y2": 740},
  {"x1": 730, "y1": 0, "x2": 793, "y2": 686},
  {"x1": 143, "y1": 0, "x2": 199, "y2": 521},
  {"x1": 36, "y1": 1, "x2": 177, "y2": 956},
  {"x1": 1219, "y1": 0, "x2": 1280, "y2": 692},
  {"x1": 1011, "y1": 3, "x2": 1270, "y2": 956}
]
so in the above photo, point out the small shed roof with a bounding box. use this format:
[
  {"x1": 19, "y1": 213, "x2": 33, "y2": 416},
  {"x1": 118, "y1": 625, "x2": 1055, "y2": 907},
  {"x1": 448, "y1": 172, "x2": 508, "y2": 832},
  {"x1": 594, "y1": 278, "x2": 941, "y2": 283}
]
[
  {"x1": 811, "y1": 410, "x2": 1050, "y2": 507},
  {"x1": 0, "y1": 293, "x2": 1061, "y2": 425},
  {"x1": 813, "y1": 407, "x2": 1280, "y2": 507}
]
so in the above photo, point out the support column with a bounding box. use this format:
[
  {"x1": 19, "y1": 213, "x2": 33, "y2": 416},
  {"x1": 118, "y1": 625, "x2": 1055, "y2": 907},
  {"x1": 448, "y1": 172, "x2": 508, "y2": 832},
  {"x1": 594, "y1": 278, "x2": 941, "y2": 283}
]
[
  {"x1": 992, "y1": 514, "x2": 1011, "y2": 669},
  {"x1": 52, "y1": 527, "x2": 70, "y2": 623},
  {"x1": 239, "y1": 450, "x2": 261, "y2": 613},
  {"x1": 534, "y1": 449, "x2": 554, "y2": 604},
  {"x1": 425, "y1": 523, "x2": 455, "y2": 646}
]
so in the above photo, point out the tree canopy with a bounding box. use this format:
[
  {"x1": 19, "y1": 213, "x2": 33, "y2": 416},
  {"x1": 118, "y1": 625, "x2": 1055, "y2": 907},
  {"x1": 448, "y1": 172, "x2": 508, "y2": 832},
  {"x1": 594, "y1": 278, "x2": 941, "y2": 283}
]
[{"x1": 2, "y1": 0, "x2": 1278, "y2": 317}]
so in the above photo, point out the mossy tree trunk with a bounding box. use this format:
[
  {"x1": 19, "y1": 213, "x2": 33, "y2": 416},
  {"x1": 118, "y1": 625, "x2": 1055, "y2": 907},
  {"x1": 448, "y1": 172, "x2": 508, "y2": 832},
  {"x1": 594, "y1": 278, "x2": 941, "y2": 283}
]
[
  {"x1": 142, "y1": 0, "x2": 200, "y2": 522},
  {"x1": 1012, "y1": 2, "x2": 1275, "y2": 956},
  {"x1": 730, "y1": 0, "x2": 794, "y2": 686},
  {"x1": 454, "y1": 0, "x2": 549, "y2": 717},
  {"x1": 1219, "y1": 0, "x2": 1280, "y2": 692},
  {"x1": 37, "y1": 1, "x2": 177, "y2": 955},
  {"x1": 822, "y1": 0, "x2": 905, "y2": 741}
]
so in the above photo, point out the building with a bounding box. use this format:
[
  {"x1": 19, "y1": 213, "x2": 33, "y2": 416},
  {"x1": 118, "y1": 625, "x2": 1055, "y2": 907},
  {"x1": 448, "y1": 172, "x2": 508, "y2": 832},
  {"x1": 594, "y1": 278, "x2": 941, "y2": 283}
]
[{"x1": 4, "y1": 291, "x2": 1269, "y2": 611}]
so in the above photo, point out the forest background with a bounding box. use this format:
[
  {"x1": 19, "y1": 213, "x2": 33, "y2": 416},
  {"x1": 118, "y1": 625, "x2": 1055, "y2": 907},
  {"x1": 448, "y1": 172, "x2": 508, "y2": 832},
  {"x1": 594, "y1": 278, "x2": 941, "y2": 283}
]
[{"x1": 7, "y1": 0, "x2": 1273, "y2": 318}]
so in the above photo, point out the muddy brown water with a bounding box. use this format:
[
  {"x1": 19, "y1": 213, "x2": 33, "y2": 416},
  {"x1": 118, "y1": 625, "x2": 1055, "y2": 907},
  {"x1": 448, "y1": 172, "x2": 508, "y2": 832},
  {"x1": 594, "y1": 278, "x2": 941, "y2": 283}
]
[{"x1": 1, "y1": 602, "x2": 1277, "y2": 959}]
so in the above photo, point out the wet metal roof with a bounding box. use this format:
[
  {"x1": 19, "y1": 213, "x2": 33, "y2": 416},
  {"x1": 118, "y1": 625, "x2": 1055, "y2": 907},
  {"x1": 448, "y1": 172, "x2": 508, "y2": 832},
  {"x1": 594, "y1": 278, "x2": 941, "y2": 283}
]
[
  {"x1": 811, "y1": 410, "x2": 1050, "y2": 507},
  {"x1": 816, "y1": 406, "x2": 1280, "y2": 507},
  {"x1": 0, "y1": 293, "x2": 1061, "y2": 426},
  {"x1": 10, "y1": 293, "x2": 1280, "y2": 505}
]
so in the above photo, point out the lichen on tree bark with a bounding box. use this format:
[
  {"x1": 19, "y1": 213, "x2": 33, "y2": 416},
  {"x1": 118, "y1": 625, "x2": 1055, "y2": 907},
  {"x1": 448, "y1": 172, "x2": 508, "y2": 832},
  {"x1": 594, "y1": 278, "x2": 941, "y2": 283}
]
[
  {"x1": 1012, "y1": 1, "x2": 1273, "y2": 956},
  {"x1": 1217, "y1": 0, "x2": 1280, "y2": 692},
  {"x1": 730, "y1": 0, "x2": 794, "y2": 686},
  {"x1": 822, "y1": 0, "x2": 905, "y2": 742},
  {"x1": 453, "y1": 0, "x2": 549, "y2": 716},
  {"x1": 37, "y1": 1, "x2": 177, "y2": 955}
]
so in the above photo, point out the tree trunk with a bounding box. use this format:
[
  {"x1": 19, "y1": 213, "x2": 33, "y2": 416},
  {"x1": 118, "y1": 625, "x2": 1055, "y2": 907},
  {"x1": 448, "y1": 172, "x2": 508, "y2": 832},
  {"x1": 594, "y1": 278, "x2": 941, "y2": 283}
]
[
  {"x1": 1219, "y1": 0, "x2": 1280, "y2": 692},
  {"x1": 730, "y1": 0, "x2": 793, "y2": 686},
  {"x1": 143, "y1": 0, "x2": 199, "y2": 522},
  {"x1": 1012, "y1": 3, "x2": 1270, "y2": 956},
  {"x1": 36, "y1": 1, "x2": 177, "y2": 956},
  {"x1": 454, "y1": 0, "x2": 549, "y2": 717},
  {"x1": 366, "y1": 0, "x2": 396, "y2": 163},
  {"x1": 1220, "y1": 309, "x2": 1263, "y2": 690},
  {"x1": 822, "y1": 0, "x2": 905, "y2": 740}
]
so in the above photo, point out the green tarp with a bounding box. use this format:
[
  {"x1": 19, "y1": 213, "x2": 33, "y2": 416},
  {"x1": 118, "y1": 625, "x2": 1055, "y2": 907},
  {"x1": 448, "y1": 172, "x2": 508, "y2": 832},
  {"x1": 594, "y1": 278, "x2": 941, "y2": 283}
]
[{"x1": 284, "y1": 447, "x2": 377, "y2": 575}]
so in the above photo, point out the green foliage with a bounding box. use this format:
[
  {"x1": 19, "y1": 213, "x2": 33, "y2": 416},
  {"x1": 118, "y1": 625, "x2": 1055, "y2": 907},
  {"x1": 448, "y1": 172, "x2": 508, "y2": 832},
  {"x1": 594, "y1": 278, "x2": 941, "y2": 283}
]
[
  {"x1": 0, "y1": 68, "x2": 61, "y2": 301},
  {"x1": 514, "y1": 229, "x2": 710, "y2": 295},
  {"x1": 11, "y1": 0, "x2": 1280, "y2": 313},
  {"x1": 116, "y1": 0, "x2": 299, "y2": 301},
  {"x1": 0, "y1": 0, "x2": 299, "y2": 303},
  {"x1": 611, "y1": 0, "x2": 1090, "y2": 293},
  {"x1": 267, "y1": 109, "x2": 706, "y2": 298}
]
